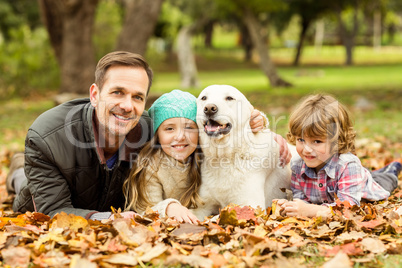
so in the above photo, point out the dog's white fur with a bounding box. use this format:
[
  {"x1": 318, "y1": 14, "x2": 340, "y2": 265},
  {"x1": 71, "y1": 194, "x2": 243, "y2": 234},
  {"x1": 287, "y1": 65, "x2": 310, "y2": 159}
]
[{"x1": 192, "y1": 85, "x2": 292, "y2": 220}]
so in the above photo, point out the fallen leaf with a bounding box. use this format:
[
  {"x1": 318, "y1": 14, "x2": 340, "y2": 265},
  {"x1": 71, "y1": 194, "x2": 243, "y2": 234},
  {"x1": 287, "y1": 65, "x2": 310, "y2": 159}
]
[
  {"x1": 171, "y1": 223, "x2": 207, "y2": 236},
  {"x1": 322, "y1": 251, "x2": 352, "y2": 268},
  {"x1": 50, "y1": 212, "x2": 89, "y2": 232},
  {"x1": 113, "y1": 218, "x2": 152, "y2": 246},
  {"x1": 70, "y1": 254, "x2": 98, "y2": 268},
  {"x1": 360, "y1": 237, "x2": 386, "y2": 254},
  {"x1": 1, "y1": 246, "x2": 31, "y2": 267}
]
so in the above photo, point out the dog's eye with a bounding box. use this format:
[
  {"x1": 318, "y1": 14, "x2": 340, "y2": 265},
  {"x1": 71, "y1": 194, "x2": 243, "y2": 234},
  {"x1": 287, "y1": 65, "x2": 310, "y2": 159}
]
[
  {"x1": 226, "y1": 96, "x2": 235, "y2": 101},
  {"x1": 201, "y1": 96, "x2": 207, "y2": 101}
]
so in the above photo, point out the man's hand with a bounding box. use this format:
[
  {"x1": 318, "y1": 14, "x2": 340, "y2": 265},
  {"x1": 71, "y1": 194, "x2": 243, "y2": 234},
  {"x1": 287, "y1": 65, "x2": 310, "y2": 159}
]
[
  {"x1": 273, "y1": 133, "x2": 291, "y2": 167},
  {"x1": 250, "y1": 110, "x2": 267, "y2": 133},
  {"x1": 166, "y1": 202, "x2": 200, "y2": 224}
]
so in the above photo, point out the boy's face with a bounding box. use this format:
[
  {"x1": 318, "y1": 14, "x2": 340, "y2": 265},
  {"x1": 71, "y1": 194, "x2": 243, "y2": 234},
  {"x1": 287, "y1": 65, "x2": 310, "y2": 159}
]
[{"x1": 295, "y1": 135, "x2": 333, "y2": 172}]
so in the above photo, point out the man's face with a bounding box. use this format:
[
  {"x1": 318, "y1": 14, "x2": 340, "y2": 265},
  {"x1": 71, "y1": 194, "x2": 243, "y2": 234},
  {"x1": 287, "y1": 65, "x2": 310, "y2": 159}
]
[{"x1": 90, "y1": 65, "x2": 149, "y2": 140}]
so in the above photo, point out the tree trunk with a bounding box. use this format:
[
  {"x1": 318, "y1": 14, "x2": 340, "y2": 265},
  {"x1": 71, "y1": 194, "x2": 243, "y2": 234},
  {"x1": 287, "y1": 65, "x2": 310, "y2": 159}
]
[
  {"x1": 116, "y1": 0, "x2": 164, "y2": 55},
  {"x1": 203, "y1": 20, "x2": 215, "y2": 48},
  {"x1": 293, "y1": 17, "x2": 311, "y2": 66},
  {"x1": 177, "y1": 25, "x2": 200, "y2": 89},
  {"x1": 373, "y1": 10, "x2": 381, "y2": 50},
  {"x1": 38, "y1": 0, "x2": 98, "y2": 94},
  {"x1": 336, "y1": 0, "x2": 359, "y2": 66},
  {"x1": 239, "y1": 23, "x2": 253, "y2": 62},
  {"x1": 314, "y1": 19, "x2": 325, "y2": 54},
  {"x1": 242, "y1": 9, "x2": 292, "y2": 88}
]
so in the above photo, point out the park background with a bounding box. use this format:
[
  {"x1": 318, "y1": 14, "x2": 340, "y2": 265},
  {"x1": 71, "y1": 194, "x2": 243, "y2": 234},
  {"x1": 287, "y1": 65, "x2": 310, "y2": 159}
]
[{"x1": 0, "y1": 0, "x2": 401, "y2": 267}]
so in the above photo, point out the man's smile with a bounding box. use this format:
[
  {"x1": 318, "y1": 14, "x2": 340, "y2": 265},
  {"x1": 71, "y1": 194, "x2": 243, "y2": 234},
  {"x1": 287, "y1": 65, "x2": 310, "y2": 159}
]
[{"x1": 112, "y1": 112, "x2": 135, "y2": 121}]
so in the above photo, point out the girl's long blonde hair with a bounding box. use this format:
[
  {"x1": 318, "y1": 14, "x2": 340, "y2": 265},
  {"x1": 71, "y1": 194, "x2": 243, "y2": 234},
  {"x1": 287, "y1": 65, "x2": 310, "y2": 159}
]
[
  {"x1": 287, "y1": 94, "x2": 356, "y2": 154},
  {"x1": 123, "y1": 135, "x2": 203, "y2": 213}
]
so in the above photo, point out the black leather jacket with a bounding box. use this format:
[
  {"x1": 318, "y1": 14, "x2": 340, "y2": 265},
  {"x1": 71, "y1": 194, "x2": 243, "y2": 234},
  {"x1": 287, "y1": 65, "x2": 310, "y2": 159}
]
[{"x1": 13, "y1": 98, "x2": 152, "y2": 218}]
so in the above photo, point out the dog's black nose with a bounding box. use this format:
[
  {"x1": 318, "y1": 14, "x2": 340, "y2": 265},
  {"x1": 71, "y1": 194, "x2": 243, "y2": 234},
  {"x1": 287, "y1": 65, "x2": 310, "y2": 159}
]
[{"x1": 204, "y1": 104, "x2": 218, "y2": 116}]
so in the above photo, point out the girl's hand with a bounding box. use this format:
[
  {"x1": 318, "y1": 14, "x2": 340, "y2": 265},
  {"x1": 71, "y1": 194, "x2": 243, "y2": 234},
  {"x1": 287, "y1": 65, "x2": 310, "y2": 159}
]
[
  {"x1": 282, "y1": 199, "x2": 331, "y2": 218},
  {"x1": 166, "y1": 202, "x2": 200, "y2": 224}
]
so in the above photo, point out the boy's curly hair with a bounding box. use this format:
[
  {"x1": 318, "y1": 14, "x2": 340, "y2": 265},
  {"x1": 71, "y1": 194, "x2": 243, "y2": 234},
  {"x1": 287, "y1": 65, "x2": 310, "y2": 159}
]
[{"x1": 287, "y1": 94, "x2": 356, "y2": 154}]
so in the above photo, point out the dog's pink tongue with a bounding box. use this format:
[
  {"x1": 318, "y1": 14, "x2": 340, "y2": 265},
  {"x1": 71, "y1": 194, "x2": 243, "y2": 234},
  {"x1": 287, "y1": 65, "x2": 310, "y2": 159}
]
[{"x1": 205, "y1": 124, "x2": 218, "y2": 132}]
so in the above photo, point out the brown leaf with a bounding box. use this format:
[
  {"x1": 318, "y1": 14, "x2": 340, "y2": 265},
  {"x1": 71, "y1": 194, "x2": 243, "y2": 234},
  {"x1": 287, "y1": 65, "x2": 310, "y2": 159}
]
[
  {"x1": 112, "y1": 218, "x2": 153, "y2": 246},
  {"x1": 171, "y1": 223, "x2": 207, "y2": 237},
  {"x1": 360, "y1": 237, "x2": 386, "y2": 254},
  {"x1": 70, "y1": 255, "x2": 98, "y2": 268},
  {"x1": 356, "y1": 219, "x2": 385, "y2": 230},
  {"x1": 50, "y1": 212, "x2": 89, "y2": 232},
  {"x1": 322, "y1": 251, "x2": 353, "y2": 268},
  {"x1": 165, "y1": 254, "x2": 213, "y2": 268},
  {"x1": 326, "y1": 242, "x2": 364, "y2": 257},
  {"x1": 335, "y1": 231, "x2": 367, "y2": 243},
  {"x1": 208, "y1": 252, "x2": 228, "y2": 267},
  {"x1": 1, "y1": 246, "x2": 31, "y2": 267}
]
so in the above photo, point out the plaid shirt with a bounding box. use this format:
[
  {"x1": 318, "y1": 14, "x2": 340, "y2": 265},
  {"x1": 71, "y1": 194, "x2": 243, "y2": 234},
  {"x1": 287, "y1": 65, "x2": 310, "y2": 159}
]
[{"x1": 291, "y1": 153, "x2": 390, "y2": 206}]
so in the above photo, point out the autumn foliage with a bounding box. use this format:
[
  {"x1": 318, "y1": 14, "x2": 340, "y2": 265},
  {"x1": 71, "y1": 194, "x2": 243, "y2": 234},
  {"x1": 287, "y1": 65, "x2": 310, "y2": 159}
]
[{"x1": 0, "y1": 138, "x2": 401, "y2": 267}]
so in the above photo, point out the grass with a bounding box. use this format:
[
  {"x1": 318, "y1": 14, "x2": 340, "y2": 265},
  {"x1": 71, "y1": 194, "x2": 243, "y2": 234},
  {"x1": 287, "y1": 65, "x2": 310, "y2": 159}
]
[
  {"x1": 1, "y1": 46, "x2": 401, "y2": 152},
  {"x1": 0, "y1": 97, "x2": 54, "y2": 152}
]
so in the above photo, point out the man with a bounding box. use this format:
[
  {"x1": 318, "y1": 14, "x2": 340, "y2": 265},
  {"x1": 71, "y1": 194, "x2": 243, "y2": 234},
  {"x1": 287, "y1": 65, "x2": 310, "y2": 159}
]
[
  {"x1": 8, "y1": 51, "x2": 290, "y2": 220},
  {"x1": 12, "y1": 51, "x2": 152, "y2": 220}
]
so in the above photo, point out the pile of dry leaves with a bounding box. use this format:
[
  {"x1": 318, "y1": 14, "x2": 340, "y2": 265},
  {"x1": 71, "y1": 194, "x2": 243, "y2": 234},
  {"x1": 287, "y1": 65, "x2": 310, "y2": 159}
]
[
  {"x1": 0, "y1": 193, "x2": 401, "y2": 267},
  {"x1": 0, "y1": 137, "x2": 401, "y2": 267}
]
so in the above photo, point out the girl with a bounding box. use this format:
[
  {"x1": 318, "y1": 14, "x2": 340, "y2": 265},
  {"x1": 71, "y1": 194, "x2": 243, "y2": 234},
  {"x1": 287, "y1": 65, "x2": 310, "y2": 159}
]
[
  {"x1": 123, "y1": 89, "x2": 201, "y2": 224},
  {"x1": 277, "y1": 94, "x2": 400, "y2": 218}
]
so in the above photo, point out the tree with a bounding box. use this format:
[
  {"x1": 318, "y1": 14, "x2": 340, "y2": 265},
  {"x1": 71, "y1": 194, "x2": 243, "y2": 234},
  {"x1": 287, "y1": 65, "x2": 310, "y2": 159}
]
[
  {"x1": 38, "y1": 0, "x2": 99, "y2": 95},
  {"x1": 217, "y1": 0, "x2": 292, "y2": 87},
  {"x1": 0, "y1": 0, "x2": 41, "y2": 41},
  {"x1": 170, "y1": 0, "x2": 217, "y2": 89},
  {"x1": 38, "y1": 0, "x2": 164, "y2": 95},
  {"x1": 116, "y1": 0, "x2": 165, "y2": 55},
  {"x1": 331, "y1": 0, "x2": 360, "y2": 66},
  {"x1": 278, "y1": 0, "x2": 332, "y2": 66}
]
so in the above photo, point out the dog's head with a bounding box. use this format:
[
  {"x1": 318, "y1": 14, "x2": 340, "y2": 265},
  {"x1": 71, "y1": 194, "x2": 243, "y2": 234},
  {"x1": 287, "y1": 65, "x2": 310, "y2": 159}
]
[{"x1": 197, "y1": 85, "x2": 254, "y2": 139}]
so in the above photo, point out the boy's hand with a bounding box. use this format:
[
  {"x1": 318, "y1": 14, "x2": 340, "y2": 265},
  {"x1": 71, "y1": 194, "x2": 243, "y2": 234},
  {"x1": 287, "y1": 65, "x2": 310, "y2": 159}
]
[
  {"x1": 274, "y1": 199, "x2": 288, "y2": 206},
  {"x1": 166, "y1": 202, "x2": 200, "y2": 224},
  {"x1": 282, "y1": 199, "x2": 331, "y2": 218}
]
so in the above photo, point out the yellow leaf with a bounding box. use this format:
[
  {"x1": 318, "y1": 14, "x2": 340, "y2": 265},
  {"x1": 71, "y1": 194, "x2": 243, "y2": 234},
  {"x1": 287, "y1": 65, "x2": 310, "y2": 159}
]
[
  {"x1": 171, "y1": 241, "x2": 190, "y2": 255},
  {"x1": 50, "y1": 212, "x2": 89, "y2": 232},
  {"x1": 253, "y1": 225, "x2": 268, "y2": 237}
]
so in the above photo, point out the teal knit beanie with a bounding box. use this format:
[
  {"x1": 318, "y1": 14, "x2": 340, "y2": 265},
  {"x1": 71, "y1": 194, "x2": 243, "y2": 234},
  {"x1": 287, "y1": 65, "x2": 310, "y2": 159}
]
[{"x1": 148, "y1": 90, "x2": 197, "y2": 133}]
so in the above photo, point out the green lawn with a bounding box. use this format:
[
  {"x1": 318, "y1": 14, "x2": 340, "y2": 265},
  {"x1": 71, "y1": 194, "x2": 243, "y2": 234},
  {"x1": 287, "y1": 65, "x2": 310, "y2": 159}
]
[{"x1": 1, "y1": 46, "x2": 401, "y2": 149}]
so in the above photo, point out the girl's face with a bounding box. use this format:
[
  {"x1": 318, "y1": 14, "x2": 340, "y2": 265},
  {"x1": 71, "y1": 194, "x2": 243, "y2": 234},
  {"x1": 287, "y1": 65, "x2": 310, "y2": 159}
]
[
  {"x1": 295, "y1": 135, "x2": 333, "y2": 172},
  {"x1": 157, "y1": 118, "x2": 199, "y2": 162}
]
